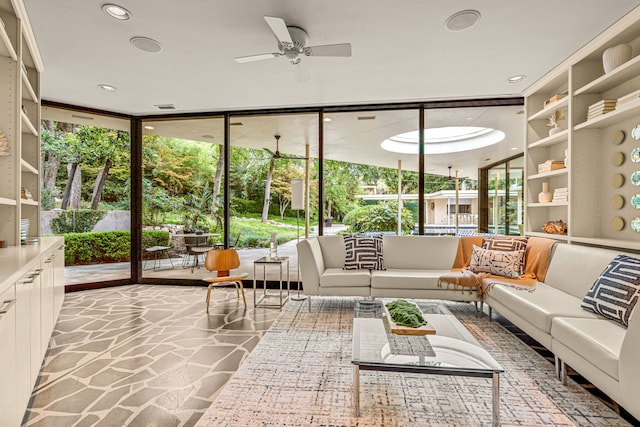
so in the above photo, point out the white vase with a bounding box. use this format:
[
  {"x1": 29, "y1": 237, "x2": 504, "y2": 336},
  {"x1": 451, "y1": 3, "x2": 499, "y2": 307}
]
[
  {"x1": 603, "y1": 43, "x2": 632, "y2": 73},
  {"x1": 549, "y1": 126, "x2": 564, "y2": 136},
  {"x1": 538, "y1": 181, "x2": 552, "y2": 203}
]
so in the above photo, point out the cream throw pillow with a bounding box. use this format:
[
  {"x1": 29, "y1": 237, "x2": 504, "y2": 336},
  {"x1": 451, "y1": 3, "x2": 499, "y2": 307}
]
[{"x1": 469, "y1": 245, "x2": 524, "y2": 278}]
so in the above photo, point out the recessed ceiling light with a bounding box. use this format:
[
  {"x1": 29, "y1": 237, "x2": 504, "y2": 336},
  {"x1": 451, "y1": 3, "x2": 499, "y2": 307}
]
[
  {"x1": 202, "y1": 134, "x2": 215, "y2": 139},
  {"x1": 507, "y1": 75, "x2": 526, "y2": 83},
  {"x1": 130, "y1": 36, "x2": 163, "y2": 53},
  {"x1": 98, "y1": 84, "x2": 117, "y2": 92},
  {"x1": 511, "y1": 147, "x2": 519, "y2": 150},
  {"x1": 144, "y1": 125, "x2": 154, "y2": 130},
  {"x1": 357, "y1": 115, "x2": 376, "y2": 120},
  {"x1": 445, "y1": 10, "x2": 481, "y2": 32},
  {"x1": 323, "y1": 117, "x2": 332, "y2": 122},
  {"x1": 102, "y1": 4, "x2": 131, "y2": 20},
  {"x1": 155, "y1": 104, "x2": 176, "y2": 110}
]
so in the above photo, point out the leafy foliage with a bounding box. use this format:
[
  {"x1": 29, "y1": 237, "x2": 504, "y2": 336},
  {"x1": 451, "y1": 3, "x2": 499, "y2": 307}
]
[
  {"x1": 63, "y1": 230, "x2": 170, "y2": 265},
  {"x1": 342, "y1": 202, "x2": 414, "y2": 234},
  {"x1": 50, "y1": 209, "x2": 106, "y2": 234}
]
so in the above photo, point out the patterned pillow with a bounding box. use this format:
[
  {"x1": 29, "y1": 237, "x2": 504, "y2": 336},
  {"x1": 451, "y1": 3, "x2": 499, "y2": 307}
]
[
  {"x1": 581, "y1": 255, "x2": 640, "y2": 327},
  {"x1": 468, "y1": 245, "x2": 524, "y2": 278},
  {"x1": 483, "y1": 237, "x2": 528, "y2": 275},
  {"x1": 343, "y1": 234, "x2": 385, "y2": 270}
]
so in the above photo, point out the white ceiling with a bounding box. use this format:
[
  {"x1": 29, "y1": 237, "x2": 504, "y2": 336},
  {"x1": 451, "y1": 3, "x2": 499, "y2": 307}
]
[{"x1": 26, "y1": 1, "x2": 640, "y2": 177}]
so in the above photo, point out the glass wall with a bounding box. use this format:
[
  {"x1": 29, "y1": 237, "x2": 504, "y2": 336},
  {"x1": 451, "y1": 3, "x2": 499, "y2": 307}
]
[
  {"x1": 484, "y1": 154, "x2": 524, "y2": 235},
  {"x1": 41, "y1": 106, "x2": 131, "y2": 286}
]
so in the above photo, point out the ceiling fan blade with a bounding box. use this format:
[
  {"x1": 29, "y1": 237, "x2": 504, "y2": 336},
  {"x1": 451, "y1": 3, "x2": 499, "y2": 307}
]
[
  {"x1": 263, "y1": 148, "x2": 276, "y2": 156},
  {"x1": 280, "y1": 155, "x2": 309, "y2": 160},
  {"x1": 264, "y1": 16, "x2": 293, "y2": 48},
  {"x1": 234, "y1": 53, "x2": 281, "y2": 63},
  {"x1": 304, "y1": 43, "x2": 352, "y2": 57}
]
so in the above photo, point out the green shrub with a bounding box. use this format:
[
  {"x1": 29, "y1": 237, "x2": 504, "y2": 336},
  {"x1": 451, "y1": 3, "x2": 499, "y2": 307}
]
[
  {"x1": 63, "y1": 230, "x2": 170, "y2": 265},
  {"x1": 342, "y1": 202, "x2": 414, "y2": 234},
  {"x1": 51, "y1": 209, "x2": 106, "y2": 234}
]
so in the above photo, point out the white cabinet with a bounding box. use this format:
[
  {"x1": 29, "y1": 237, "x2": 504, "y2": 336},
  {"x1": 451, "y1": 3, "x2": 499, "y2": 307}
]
[
  {"x1": 524, "y1": 6, "x2": 640, "y2": 251},
  {"x1": 53, "y1": 244, "x2": 65, "y2": 315},
  {"x1": 40, "y1": 256, "x2": 54, "y2": 350},
  {"x1": 0, "y1": 285, "x2": 18, "y2": 427},
  {"x1": 0, "y1": 0, "x2": 43, "y2": 247}
]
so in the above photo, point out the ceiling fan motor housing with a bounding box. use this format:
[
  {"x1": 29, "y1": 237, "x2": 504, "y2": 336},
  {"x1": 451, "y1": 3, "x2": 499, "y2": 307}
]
[{"x1": 279, "y1": 26, "x2": 308, "y2": 64}]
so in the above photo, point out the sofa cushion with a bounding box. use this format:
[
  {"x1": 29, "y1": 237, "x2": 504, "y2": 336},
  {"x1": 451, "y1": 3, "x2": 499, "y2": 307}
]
[
  {"x1": 317, "y1": 236, "x2": 347, "y2": 269},
  {"x1": 382, "y1": 236, "x2": 458, "y2": 269},
  {"x1": 581, "y1": 255, "x2": 640, "y2": 327},
  {"x1": 469, "y1": 245, "x2": 524, "y2": 278},
  {"x1": 551, "y1": 317, "x2": 625, "y2": 380},
  {"x1": 320, "y1": 268, "x2": 371, "y2": 287},
  {"x1": 483, "y1": 237, "x2": 528, "y2": 273},
  {"x1": 343, "y1": 234, "x2": 385, "y2": 270},
  {"x1": 371, "y1": 269, "x2": 454, "y2": 290},
  {"x1": 485, "y1": 282, "x2": 598, "y2": 333}
]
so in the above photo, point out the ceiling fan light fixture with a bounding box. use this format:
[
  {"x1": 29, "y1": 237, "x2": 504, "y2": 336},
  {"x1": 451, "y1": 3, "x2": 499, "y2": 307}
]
[
  {"x1": 102, "y1": 4, "x2": 131, "y2": 20},
  {"x1": 445, "y1": 10, "x2": 481, "y2": 32}
]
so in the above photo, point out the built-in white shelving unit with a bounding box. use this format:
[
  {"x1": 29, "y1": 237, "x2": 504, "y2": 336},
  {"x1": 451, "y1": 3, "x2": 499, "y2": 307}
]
[
  {"x1": 0, "y1": 0, "x2": 43, "y2": 247},
  {"x1": 524, "y1": 6, "x2": 640, "y2": 251}
]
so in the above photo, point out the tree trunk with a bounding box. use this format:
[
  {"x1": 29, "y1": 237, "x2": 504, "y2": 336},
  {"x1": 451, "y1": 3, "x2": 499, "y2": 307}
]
[
  {"x1": 69, "y1": 165, "x2": 82, "y2": 209},
  {"x1": 261, "y1": 159, "x2": 275, "y2": 223},
  {"x1": 279, "y1": 198, "x2": 290, "y2": 219},
  {"x1": 61, "y1": 162, "x2": 78, "y2": 209},
  {"x1": 42, "y1": 153, "x2": 59, "y2": 191},
  {"x1": 90, "y1": 158, "x2": 112, "y2": 210},
  {"x1": 210, "y1": 146, "x2": 224, "y2": 216}
]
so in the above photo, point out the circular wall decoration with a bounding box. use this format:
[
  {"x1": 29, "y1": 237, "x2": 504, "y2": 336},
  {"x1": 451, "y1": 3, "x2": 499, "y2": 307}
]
[
  {"x1": 632, "y1": 217, "x2": 640, "y2": 232},
  {"x1": 631, "y1": 147, "x2": 640, "y2": 163},
  {"x1": 612, "y1": 216, "x2": 625, "y2": 231},
  {"x1": 632, "y1": 124, "x2": 640, "y2": 140},
  {"x1": 612, "y1": 151, "x2": 625, "y2": 166},
  {"x1": 612, "y1": 173, "x2": 625, "y2": 187},
  {"x1": 632, "y1": 171, "x2": 640, "y2": 186},
  {"x1": 612, "y1": 194, "x2": 625, "y2": 209},
  {"x1": 612, "y1": 130, "x2": 626, "y2": 145},
  {"x1": 632, "y1": 194, "x2": 640, "y2": 209}
]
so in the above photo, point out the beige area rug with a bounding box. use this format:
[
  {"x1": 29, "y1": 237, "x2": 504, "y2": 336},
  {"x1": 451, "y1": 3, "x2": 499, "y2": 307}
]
[{"x1": 196, "y1": 297, "x2": 630, "y2": 427}]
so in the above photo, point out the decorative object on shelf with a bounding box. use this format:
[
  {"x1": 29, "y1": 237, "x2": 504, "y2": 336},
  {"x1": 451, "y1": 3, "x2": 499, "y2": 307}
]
[
  {"x1": 632, "y1": 194, "x2": 640, "y2": 209},
  {"x1": 612, "y1": 216, "x2": 625, "y2": 231},
  {"x1": 612, "y1": 173, "x2": 625, "y2": 188},
  {"x1": 537, "y1": 160, "x2": 565, "y2": 174},
  {"x1": 612, "y1": 130, "x2": 626, "y2": 145},
  {"x1": 587, "y1": 99, "x2": 616, "y2": 119},
  {"x1": 20, "y1": 187, "x2": 32, "y2": 200},
  {"x1": 602, "y1": 43, "x2": 632, "y2": 73},
  {"x1": 612, "y1": 194, "x2": 625, "y2": 209},
  {"x1": 632, "y1": 125, "x2": 640, "y2": 140},
  {"x1": 546, "y1": 109, "x2": 566, "y2": 135},
  {"x1": 552, "y1": 187, "x2": 568, "y2": 202},
  {"x1": 542, "y1": 219, "x2": 567, "y2": 235},
  {"x1": 612, "y1": 152, "x2": 625, "y2": 166},
  {"x1": 538, "y1": 181, "x2": 552, "y2": 203},
  {"x1": 564, "y1": 148, "x2": 568, "y2": 167},
  {"x1": 543, "y1": 93, "x2": 566, "y2": 108},
  {"x1": 0, "y1": 129, "x2": 7, "y2": 156},
  {"x1": 20, "y1": 218, "x2": 29, "y2": 243},
  {"x1": 631, "y1": 217, "x2": 640, "y2": 232},
  {"x1": 0, "y1": 240, "x2": 6, "y2": 248},
  {"x1": 630, "y1": 146, "x2": 640, "y2": 162},
  {"x1": 631, "y1": 171, "x2": 640, "y2": 186},
  {"x1": 617, "y1": 90, "x2": 640, "y2": 107}
]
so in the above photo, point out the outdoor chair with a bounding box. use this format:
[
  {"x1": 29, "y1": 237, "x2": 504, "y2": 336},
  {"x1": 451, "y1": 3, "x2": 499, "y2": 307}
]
[
  {"x1": 182, "y1": 235, "x2": 215, "y2": 272},
  {"x1": 203, "y1": 249, "x2": 248, "y2": 312},
  {"x1": 214, "y1": 233, "x2": 241, "y2": 250}
]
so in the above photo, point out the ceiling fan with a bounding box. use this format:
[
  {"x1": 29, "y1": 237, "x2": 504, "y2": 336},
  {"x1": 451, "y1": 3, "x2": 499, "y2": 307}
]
[
  {"x1": 234, "y1": 16, "x2": 352, "y2": 65},
  {"x1": 264, "y1": 135, "x2": 308, "y2": 160}
]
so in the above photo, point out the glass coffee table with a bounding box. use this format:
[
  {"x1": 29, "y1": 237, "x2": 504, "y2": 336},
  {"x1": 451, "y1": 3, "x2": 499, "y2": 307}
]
[{"x1": 351, "y1": 300, "x2": 503, "y2": 426}]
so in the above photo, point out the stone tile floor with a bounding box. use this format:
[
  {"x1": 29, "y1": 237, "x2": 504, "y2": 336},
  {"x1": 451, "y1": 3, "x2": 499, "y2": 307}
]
[{"x1": 22, "y1": 284, "x2": 289, "y2": 427}]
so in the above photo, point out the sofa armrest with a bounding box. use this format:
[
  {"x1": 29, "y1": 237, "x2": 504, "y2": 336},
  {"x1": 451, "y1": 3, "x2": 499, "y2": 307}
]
[
  {"x1": 619, "y1": 308, "x2": 640, "y2": 420},
  {"x1": 297, "y1": 238, "x2": 324, "y2": 296}
]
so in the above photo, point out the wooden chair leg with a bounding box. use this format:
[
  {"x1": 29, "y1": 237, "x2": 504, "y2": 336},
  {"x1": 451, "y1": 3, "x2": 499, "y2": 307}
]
[
  {"x1": 237, "y1": 281, "x2": 247, "y2": 308},
  {"x1": 206, "y1": 283, "x2": 213, "y2": 313}
]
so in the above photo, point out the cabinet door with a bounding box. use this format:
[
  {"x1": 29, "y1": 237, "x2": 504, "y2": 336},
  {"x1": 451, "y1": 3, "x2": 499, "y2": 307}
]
[
  {"x1": 0, "y1": 285, "x2": 18, "y2": 427},
  {"x1": 40, "y1": 257, "x2": 54, "y2": 350},
  {"x1": 53, "y1": 244, "x2": 65, "y2": 317},
  {"x1": 15, "y1": 273, "x2": 32, "y2": 416},
  {"x1": 26, "y1": 269, "x2": 42, "y2": 383}
]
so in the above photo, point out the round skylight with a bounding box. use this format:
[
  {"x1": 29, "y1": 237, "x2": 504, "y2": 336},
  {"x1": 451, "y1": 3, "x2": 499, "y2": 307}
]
[{"x1": 381, "y1": 126, "x2": 505, "y2": 155}]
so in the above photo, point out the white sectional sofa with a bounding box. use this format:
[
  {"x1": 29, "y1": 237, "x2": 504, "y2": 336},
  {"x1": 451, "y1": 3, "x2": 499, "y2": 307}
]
[{"x1": 297, "y1": 235, "x2": 640, "y2": 421}]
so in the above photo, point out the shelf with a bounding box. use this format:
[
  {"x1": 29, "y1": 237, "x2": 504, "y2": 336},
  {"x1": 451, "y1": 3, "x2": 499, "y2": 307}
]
[
  {"x1": 527, "y1": 129, "x2": 569, "y2": 149},
  {"x1": 575, "y1": 54, "x2": 640, "y2": 95},
  {"x1": 527, "y1": 201, "x2": 569, "y2": 207},
  {"x1": 21, "y1": 68, "x2": 38, "y2": 103},
  {"x1": 20, "y1": 199, "x2": 38, "y2": 206},
  {"x1": 0, "y1": 19, "x2": 17, "y2": 61},
  {"x1": 528, "y1": 97, "x2": 569, "y2": 121},
  {"x1": 526, "y1": 231, "x2": 569, "y2": 241},
  {"x1": 574, "y1": 100, "x2": 640, "y2": 130},
  {"x1": 570, "y1": 236, "x2": 640, "y2": 251},
  {"x1": 0, "y1": 197, "x2": 16, "y2": 206},
  {"x1": 528, "y1": 168, "x2": 568, "y2": 180},
  {"x1": 21, "y1": 111, "x2": 37, "y2": 136},
  {"x1": 20, "y1": 159, "x2": 38, "y2": 175}
]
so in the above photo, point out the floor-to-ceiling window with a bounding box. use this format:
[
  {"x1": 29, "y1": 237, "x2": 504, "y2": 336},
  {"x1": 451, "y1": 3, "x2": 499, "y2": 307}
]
[{"x1": 482, "y1": 154, "x2": 524, "y2": 235}]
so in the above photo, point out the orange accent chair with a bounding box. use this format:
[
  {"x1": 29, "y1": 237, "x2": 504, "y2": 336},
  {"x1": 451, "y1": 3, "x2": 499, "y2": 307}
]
[{"x1": 202, "y1": 249, "x2": 248, "y2": 312}]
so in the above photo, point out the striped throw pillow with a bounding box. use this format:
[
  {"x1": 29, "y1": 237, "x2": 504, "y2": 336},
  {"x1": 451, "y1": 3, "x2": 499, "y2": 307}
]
[{"x1": 343, "y1": 234, "x2": 385, "y2": 270}]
